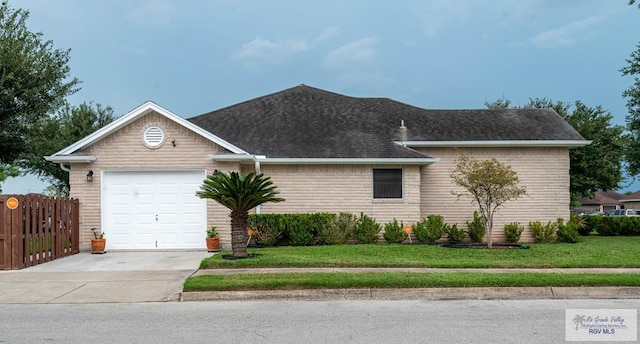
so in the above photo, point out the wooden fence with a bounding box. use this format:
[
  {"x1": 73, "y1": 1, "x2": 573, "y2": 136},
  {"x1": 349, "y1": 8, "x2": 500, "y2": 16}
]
[{"x1": 0, "y1": 194, "x2": 79, "y2": 270}]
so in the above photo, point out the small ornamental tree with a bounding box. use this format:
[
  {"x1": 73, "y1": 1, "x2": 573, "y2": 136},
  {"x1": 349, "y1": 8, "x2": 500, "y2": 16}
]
[
  {"x1": 450, "y1": 155, "x2": 527, "y2": 248},
  {"x1": 196, "y1": 171, "x2": 284, "y2": 257}
]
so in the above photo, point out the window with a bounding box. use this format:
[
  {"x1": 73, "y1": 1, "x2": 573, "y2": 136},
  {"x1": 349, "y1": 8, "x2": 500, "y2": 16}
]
[{"x1": 373, "y1": 168, "x2": 402, "y2": 199}]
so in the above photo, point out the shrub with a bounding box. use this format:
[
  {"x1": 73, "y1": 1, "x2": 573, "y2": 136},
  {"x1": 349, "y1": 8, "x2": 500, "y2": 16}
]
[
  {"x1": 383, "y1": 218, "x2": 408, "y2": 243},
  {"x1": 583, "y1": 216, "x2": 640, "y2": 236},
  {"x1": 466, "y1": 211, "x2": 486, "y2": 243},
  {"x1": 284, "y1": 214, "x2": 316, "y2": 246},
  {"x1": 556, "y1": 218, "x2": 579, "y2": 243},
  {"x1": 413, "y1": 215, "x2": 446, "y2": 244},
  {"x1": 445, "y1": 223, "x2": 466, "y2": 243},
  {"x1": 353, "y1": 213, "x2": 381, "y2": 244},
  {"x1": 569, "y1": 213, "x2": 587, "y2": 235},
  {"x1": 530, "y1": 220, "x2": 556, "y2": 243},
  {"x1": 247, "y1": 214, "x2": 283, "y2": 246},
  {"x1": 317, "y1": 212, "x2": 355, "y2": 245},
  {"x1": 503, "y1": 222, "x2": 524, "y2": 243}
]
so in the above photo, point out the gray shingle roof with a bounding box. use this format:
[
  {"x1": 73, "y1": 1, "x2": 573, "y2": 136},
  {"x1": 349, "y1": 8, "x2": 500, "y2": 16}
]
[{"x1": 187, "y1": 85, "x2": 585, "y2": 159}]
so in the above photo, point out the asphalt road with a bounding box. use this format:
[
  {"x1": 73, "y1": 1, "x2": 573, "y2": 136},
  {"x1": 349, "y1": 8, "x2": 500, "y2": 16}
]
[{"x1": 1, "y1": 299, "x2": 638, "y2": 344}]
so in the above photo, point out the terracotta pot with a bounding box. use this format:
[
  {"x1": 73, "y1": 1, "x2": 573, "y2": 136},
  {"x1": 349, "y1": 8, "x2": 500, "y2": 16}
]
[
  {"x1": 206, "y1": 237, "x2": 220, "y2": 252},
  {"x1": 91, "y1": 238, "x2": 106, "y2": 254}
]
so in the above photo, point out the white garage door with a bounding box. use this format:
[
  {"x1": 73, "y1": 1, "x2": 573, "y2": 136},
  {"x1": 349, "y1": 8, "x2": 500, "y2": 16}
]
[{"x1": 102, "y1": 170, "x2": 207, "y2": 250}]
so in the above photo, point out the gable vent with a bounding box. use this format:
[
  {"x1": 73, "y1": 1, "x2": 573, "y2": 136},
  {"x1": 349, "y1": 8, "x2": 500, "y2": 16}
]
[{"x1": 143, "y1": 126, "x2": 165, "y2": 148}]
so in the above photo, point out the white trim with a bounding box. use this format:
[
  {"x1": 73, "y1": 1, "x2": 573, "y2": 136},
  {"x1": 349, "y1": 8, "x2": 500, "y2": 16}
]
[
  {"x1": 256, "y1": 158, "x2": 439, "y2": 165},
  {"x1": 396, "y1": 140, "x2": 591, "y2": 148},
  {"x1": 209, "y1": 154, "x2": 256, "y2": 161},
  {"x1": 49, "y1": 101, "x2": 248, "y2": 157},
  {"x1": 44, "y1": 155, "x2": 97, "y2": 163}
]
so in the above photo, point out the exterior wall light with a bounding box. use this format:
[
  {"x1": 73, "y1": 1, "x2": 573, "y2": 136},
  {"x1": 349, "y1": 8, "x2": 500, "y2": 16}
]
[{"x1": 87, "y1": 170, "x2": 94, "y2": 182}]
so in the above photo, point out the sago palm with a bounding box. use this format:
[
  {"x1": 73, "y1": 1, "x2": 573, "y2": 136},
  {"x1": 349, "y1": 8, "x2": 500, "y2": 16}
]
[{"x1": 196, "y1": 171, "x2": 284, "y2": 257}]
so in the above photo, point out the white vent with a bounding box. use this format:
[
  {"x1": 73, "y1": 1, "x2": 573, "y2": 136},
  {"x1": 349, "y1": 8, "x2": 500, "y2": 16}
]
[{"x1": 143, "y1": 126, "x2": 165, "y2": 148}]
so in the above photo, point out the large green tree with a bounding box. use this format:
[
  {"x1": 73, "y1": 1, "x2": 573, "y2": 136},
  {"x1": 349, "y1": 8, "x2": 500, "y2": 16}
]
[
  {"x1": 18, "y1": 102, "x2": 115, "y2": 195},
  {"x1": 624, "y1": 0, "x2": 640, "y2": 175},
  {"x1": 0, "y1": 1, "x2": 80, "y2": 188},
  {"x1": 485, "y1": 98, "x2": 628, "y2": 202},
  {"x1": 196, "y1": 171, "x2": 284, "y2": 258},
  {"x1": 621, "y1": 43, "x2": 640, "y2": 176}
]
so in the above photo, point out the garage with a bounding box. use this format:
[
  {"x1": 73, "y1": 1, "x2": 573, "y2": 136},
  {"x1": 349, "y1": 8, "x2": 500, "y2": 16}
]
[{"x1": 102, "y1": 170, "x2": 207, "y2": 250}]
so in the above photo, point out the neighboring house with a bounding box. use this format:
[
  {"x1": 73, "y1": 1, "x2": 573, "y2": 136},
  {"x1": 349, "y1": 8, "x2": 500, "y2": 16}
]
[
  {"x1": 620, "y1": 191, "x2": 640, "y2": 210},
  {"x1": 578, "y1": 190, "x2": 624, "y2": 214},
  {"x1": 45, "y1": 85, "x2": 589, "y2": 251}
]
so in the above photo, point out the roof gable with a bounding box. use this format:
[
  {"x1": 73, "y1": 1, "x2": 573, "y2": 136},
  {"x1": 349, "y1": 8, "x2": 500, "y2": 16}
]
[
  {"x1": 188, "y1": 85, "x2": 588, "y2": 159},
  {"x1": 48, "y1": 101, "x2": 247, "y2": 160}
]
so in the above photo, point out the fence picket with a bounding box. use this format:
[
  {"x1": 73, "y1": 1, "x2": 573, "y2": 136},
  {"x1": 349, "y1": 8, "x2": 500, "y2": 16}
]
[{"x1": 0, "y1": 194, "x2": 79, "y2": 270}]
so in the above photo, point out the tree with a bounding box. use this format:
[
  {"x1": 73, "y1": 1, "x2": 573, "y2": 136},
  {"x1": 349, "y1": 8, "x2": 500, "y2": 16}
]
[
  {"x1": 485, "y1": 98, "x2": 628, "y2": 202},
  {"x1": 1, "y1": 1, "x2": 80, "y2": 189},
  {"x1": 621, "y1": 42, "x2": 640, "y2": 175},
  {"x1": 451, "y1": 155, "x2": 527, "y2": 248},
  {"x1": 196, "y1": 171, "x2": 284, "y2": 257},
  {"x1": 0, "y1": 164, "x2": 18, "y2": 193},
  {"x1": 17, "y1": 102, "x2": 115, "y2": 195}
]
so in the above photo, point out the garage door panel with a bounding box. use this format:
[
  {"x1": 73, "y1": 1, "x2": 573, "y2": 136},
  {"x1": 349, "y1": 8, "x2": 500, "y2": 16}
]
[{"x1": 103, "y1": 170, "x2": 207, "y2": 250}]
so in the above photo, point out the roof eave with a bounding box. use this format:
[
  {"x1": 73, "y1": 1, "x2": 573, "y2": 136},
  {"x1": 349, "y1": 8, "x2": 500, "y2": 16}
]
[
  {"x1": 256, "y1": 158, "x2": 439, "y2": 165},
  {"x1": 44, "y1": 155, "x2": 97, "y2": 163},
  {"x1": 397, "y1": 140, "x2": 591, "y2": 148},
  {"x1": 209, "y1": 154, "x2": 256, "y2": 161}
]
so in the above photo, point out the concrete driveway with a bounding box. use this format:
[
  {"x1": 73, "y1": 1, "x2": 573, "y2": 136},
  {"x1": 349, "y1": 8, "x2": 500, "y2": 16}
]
[{"x1": 0, "y1": 251, "x2": 212, "y2": 304}]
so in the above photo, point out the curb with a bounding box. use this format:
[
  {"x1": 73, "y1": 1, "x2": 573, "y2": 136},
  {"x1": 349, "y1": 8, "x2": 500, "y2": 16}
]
[{"x1": 180, "y1": 286, "x2": 640, "y2": 302}]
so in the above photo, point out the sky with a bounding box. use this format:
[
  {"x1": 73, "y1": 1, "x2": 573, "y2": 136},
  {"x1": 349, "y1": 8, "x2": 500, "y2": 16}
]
[{"x1": 3, "y1": 0, "x2": 640, "y2": 194}]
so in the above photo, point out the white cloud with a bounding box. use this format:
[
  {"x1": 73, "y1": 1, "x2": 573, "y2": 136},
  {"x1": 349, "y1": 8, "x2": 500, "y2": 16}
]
[
  {"x1": 526, "y1": 16, "x2": 604, "y2": 48},
  {"x1": 126, "y1": 0, "x2": 177, "y2": 27},
  {"x1": 325, "y1": 38, "x2": 377, "y2": 68},
  {"x1": 313, "y1": 27, "x2": 340, "y2": 43},
  {"x1": 417, "y1": 1, "x2": 470, "y2": 38},
  {"x1": 231, "y1": 36, "x2": 310, "y2": 65}
]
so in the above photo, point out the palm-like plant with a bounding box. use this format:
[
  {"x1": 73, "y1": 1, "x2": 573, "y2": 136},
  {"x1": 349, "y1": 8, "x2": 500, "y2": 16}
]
[{"x1": 196, "y1": 171, "x2": 284, "y2": 257}]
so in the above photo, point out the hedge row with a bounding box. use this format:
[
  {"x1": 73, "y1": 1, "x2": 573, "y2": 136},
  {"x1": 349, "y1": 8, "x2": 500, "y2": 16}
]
[
  {"x1": 247, "y1": 213, "x2": 472, "y2": 246},
  {"x1": 580, "y1": 216, "x2": 640, "y2": 236}
]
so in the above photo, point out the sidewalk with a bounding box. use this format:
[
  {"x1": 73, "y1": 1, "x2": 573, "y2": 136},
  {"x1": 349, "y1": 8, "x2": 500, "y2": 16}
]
[{"x1": 181, "y1": 267, "x2": 640, "y2": 302}]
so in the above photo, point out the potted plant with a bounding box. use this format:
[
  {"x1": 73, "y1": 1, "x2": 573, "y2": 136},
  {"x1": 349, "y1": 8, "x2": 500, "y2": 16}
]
[
  {"x1": 90, "y1": 227, "x2": 106, "y2": 254},
  {"x1": 206, "y1": 226, "x2": 220, "y2": 252}
]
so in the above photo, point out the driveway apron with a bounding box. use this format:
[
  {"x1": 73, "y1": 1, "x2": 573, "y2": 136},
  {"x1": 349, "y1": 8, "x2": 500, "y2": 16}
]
[{"x1": 0, "y1": 251, "x2": 212, "y2": 304}]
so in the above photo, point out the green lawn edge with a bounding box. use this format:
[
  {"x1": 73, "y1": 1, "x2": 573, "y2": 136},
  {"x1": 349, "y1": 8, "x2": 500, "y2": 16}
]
[{"x1": 184, "y1": 272, "x2": 640, "y2": 292}]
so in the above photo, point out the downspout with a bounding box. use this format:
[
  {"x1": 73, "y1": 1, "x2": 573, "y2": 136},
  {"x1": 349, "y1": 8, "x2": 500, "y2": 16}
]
[
  {"x1": 255, "y1": 159, "x2": 261, "y2": 214},
  {"x1": 59, "y1": 163, "x2": 71, "y2": 172}
]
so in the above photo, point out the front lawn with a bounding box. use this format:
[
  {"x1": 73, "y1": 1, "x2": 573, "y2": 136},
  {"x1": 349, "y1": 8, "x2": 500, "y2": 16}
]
[
  {"x1": 199, "y1": 236, "x2": 640, "y2": 269},
  {"x1": 186, "y1": 236, "x2": 640, "y2": 291}
]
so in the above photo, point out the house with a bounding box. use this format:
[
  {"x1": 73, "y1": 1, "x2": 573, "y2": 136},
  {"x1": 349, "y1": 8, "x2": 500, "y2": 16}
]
[
  {"x1": 578, "y1": 190, "x2": 624, "y2": 214},
  {"x1": 45, "y1": 85, "x2": 589, "y2": 251},
  {"x1": 620, "y1": 190, "x2": 640, "y2": 210}
]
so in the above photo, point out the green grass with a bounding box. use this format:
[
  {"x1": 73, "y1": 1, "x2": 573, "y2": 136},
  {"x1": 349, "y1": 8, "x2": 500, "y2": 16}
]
[
  {"x1": 186, "y1": 236, "x2": 640, "y2": 291},
  {"x1": 199, "y1": 236, "x2": 640, "y2": 269},
  {"x1": 183, "y1": 272, "x2": 640, "y2": 291}
]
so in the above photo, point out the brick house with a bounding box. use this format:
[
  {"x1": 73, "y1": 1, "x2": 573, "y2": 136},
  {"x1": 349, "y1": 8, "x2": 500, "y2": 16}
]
[{"x1": 46, "y1": 85, "x2": 588, "y2": 251}]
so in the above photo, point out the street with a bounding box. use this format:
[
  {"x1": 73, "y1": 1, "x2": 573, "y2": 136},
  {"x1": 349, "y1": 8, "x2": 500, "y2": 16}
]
[{"x1": 1, "y1": 299, "x2": 638, "y2": 343}]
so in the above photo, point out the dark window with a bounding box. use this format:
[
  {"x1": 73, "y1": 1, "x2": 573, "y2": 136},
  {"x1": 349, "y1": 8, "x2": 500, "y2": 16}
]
[{"x1": 373, "y1": 169, "x2": 402, "y2": 199}]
